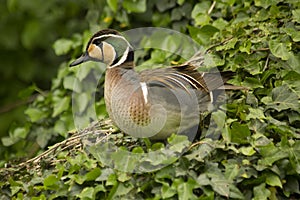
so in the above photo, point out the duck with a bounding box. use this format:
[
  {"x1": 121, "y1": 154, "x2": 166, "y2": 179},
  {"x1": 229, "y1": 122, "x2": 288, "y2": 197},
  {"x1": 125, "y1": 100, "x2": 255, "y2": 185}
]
[{"x1": 70, "y1": 29, "x2": 238, "y2": 141}]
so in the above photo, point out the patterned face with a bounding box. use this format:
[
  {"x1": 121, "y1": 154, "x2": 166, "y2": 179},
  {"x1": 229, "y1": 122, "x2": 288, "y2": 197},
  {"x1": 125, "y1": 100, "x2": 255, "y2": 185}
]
[
  {"x1": 70, "y1": 29, "x2": 133, "y2": 68},
  {"x1": 87, "y1": 40, "x2": 116, "y2": 65}
]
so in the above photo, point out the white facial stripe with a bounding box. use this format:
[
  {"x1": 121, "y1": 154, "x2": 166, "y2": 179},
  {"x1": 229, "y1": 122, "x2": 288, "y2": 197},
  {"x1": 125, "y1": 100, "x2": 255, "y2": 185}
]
[
  {"x1": 93, "y1": 34, "x2": 132, "y2": 48},
  {"x1": 109, "y1": 46, "x2": 130, "y2": 68},
  {"x1": 94, "y1": 34, "x2": 132, "y2": 68},
  {"x1": 140, "y1": 82, "x2": 148, "y2": 104}
]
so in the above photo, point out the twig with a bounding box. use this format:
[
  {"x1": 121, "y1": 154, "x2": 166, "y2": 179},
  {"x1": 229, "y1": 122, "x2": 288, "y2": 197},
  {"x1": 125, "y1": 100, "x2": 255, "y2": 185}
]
[
  {"x1": 206, "y1": 37, "x2": 234, "y2": 52},
  {"x1": 17, "y1": 129, "x2": 112, "y2": 167},
  {"x1": 263, "y1": 55, "x2": 270, "y2": 71},
  {"x1": 0, "y1": 95, "x2": 37, "y2": 114},
  {"x1": 188, "y1": 140, "x2": 214, "y2": 151},
  {"x1": 208, "y1": 1, "x2": 216, "y2": 15}
]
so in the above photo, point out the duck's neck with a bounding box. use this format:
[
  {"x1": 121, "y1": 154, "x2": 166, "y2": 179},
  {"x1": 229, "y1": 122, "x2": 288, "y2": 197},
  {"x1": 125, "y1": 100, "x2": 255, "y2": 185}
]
[
  {"x1": 110, "y1": 48, "x2": 134, "y2": 68},
  {"x1": 104, "y1": 64, "x2": 139, "y2": 116}
]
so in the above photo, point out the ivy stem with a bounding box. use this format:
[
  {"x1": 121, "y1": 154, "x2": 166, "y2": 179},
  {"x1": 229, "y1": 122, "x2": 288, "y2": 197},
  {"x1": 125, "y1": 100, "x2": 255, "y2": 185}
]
[{"x1": 208, "y1": 1, "x2": 216, "y2": 15}]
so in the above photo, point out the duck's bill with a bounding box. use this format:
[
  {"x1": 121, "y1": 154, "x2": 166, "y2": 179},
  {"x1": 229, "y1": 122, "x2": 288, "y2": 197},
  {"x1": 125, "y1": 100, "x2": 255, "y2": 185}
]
[{"x1": 69, "y1": 53, "x2": 89, "y2": 67}]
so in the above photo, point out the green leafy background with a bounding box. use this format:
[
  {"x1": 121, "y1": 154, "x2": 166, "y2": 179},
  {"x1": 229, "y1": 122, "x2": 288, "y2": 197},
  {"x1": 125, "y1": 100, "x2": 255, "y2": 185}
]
[{"x1": 1, "y1": 0, "x2": 300, "y2": 199}]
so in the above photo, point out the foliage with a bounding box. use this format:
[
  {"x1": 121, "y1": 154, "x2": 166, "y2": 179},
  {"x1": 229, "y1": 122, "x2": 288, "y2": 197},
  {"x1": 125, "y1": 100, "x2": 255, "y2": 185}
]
[
  {"x1": 0, "y1": 0, "x2": 110, "y2": 142},
  {"x1": 1, "y1": 0, "x2": 300, "y2": 199}
]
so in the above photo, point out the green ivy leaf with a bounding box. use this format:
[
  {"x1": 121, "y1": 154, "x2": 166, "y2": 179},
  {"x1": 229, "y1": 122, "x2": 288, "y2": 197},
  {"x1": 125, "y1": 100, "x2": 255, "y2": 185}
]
[
  {"x1": 230, "y1": 122, "x2": 251, "y2": 144},
  {"x1": 53, "y1": 38, "x2": 73, "y2": 56},
  {"x1": 43, "y1": 175, "x2": 59, "y2": 190},
  {"x1": 246, "y1": 107, "x2": 266, "y2": 121},
  {"x1": 253, "y1": 183, "x2": 271, "y2": 200},
  {"x1": 107, "y1": 0, "x2": 118, "y2": 12},
  {"x1": 191, "y1": 2, "x2": 210, "y2": 19},
  {"x1": 224, "y1": 161, "x2": 240, "y2": 181},
  {"x1": 287, "y1": 54, "x2": 300, "y2": 74},
  {"x1": 122, "y1": 0, "x2": 146, "y2": 13},
  {"x1": 168, "y1": 134, "x2": 190, "y2": 152},
  {"x1": 188, "y1": 25, "x2": 219, "y2": 46},
  {"x1": 266, "y1": 172, "x2": 282, "y2": 188},
  {"x1": 63, "y1": 76, "x2": 82, "y2": 93},
  {"x1": 283, "y1": 71, "x2": 300, "y2": 98},
  {"x1": 258, "y1": 142, "x2": 288, "y2": 166},
  {"x1": 77, "y1": 187, "x2": 95, "y2": 200},
  {"x1": 269, "y1": 40, "x2": 291, "y2": 60},
  {"x1": 262, "y1": 85, "x2": 300, "y2": 112},
  {"x1": 283, "y1": 28, "x2": 300, "y2": 42},
  {"x1": 216, "y1": 38, "x2": 238, "y2": 51},
  {"x1": 25, "y1": 107, "x2": 48, "y2": 122},
  {"x1": 155, "y1": 0, "x2": 176, "y2": 12},
  {"x1": 254, "y1": 0, "x2": 272, "y2": 9},
  {"x1": 240, "y1": 146, "x2": 256, "y2": 156},
  {"x1": 52, "y1": 96, "x2": 70, "y2": 117},
  {"x1": 0, "y1": 126, "x2": 30, "y2": 146},
  {"x1": 177, "y1": 0, "x2": 185, "y2": 5},
  {"x1": 176, "y1": 178, "x2": 198, "y2": 200},
  {"x1": 113, "y1": 182, "x2": 134, "y2": 198},
  {"x1": 212, "y1": 110, "x2": 226, "y2": 129},
  {"x1": 242, "y1": 77, "x2": 263, "y2": 88},
  {"x1": 85, "y1": 167, "x2": 101, "y2": 181},
  {"x1": 111, "y1": 148, "x2": 140, "y2": 172},
  {"x1": 292, "y1": 9, "x2": 300, "y2": 23},
  {"x1": 239, "y1": 40, "x2": 252, "y2": 54}
]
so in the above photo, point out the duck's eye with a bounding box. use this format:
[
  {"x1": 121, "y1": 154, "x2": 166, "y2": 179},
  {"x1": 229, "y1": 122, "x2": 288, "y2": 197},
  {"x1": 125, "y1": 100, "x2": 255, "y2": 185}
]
[{"x1": 93, "y1": 36, "x2": 110, "y2": 46}]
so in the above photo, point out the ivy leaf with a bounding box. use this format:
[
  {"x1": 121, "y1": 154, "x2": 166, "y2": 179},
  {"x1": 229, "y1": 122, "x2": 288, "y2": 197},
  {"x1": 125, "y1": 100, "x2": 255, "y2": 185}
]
[
  {"x1": 283, "y1": 28, "x2": 300, "y2": 42},
  {"x1": 292, "y1": 9, "x2": 300, "y2": 23},
  {"x1": 230, "y1": 122, "x2": 251, "y2": 144},
  {"x1": 77, "y1": 187, "x2": 95, "y2": 200},
  {"x1": 111, "y1": 149, "x2": 139, "y2": 172},
  {"x1": 176, "y1": 178, "x2": 198, "y2": 200},
  {"x1": 122, "y1": 0, "x2": 146, "y2": 13},
  {"x1": 212, "y1": 110, "x2": 226, "y2": 129},
  {"x1": 113, "y1": 182, "x2": 134, "y2": 198},
  {"x1": 258, "y1": 142, "x2": 289, "y2": 166},
  {"x1": 85, "y1": 168, "x2": 101, "y2": 181},
  {"x1": 188, "y1": 25, "x2": 219, "y2": 46},
  {"x1": 253, "y1": 183, "x2": 271, "y2": 200},
  {"x1": 63, "y1": 76, "x2": 82, "y2": 93},
  {"x1": 240, "y1": 146, "x2": 256, "y2": 156},
  {"x1": 246, "y1": 107, "x2": 266, "y2": 121},
  {"x1": 107, "y1": 0, "x2": 118, "y2": 12},
  {"x1": 25, "y1": 107, "x2": 48, "y2": 122},
  {"x1": 155, "y1": 0, "x2": 176, "y2": 12},
  {"x1": 262, "y1": 85, "x2": 300, "y2": 112},
  {"x1": 239, "y1": 40, "x2": 252, "y2": 54},
  {"x1": 191, "y1": 2, "x2": 210, "y2": 19},
  {"x1": 269, "y1": 40, "x2": 291, "y2": 60},
  {"x1": 287, "y1": 54, "x2": 300, "y2": 74},
  {"x1": 284, "y1": 176, "x2": 300, "y2": 195},
  {"x1": 283, "y1": 71, "x2": 300, "y2": 98},
  {"x1": 177, "y1": 0, "x2": 185, "y2": 5},
  {"x1": 53, "y1": 38, "x2": 73, "y2": 56},
  {"x1": 216, "y1": 38, "x2": 238, "y2": 51},
  {"x1": 43, "y1": 175, "x2": 59, "y2": 190},
  {"x1": 265, "y1": 172, "x2": 282, "y2": 188},
  {"x1": 52, "y1": 96, "x2": 70, "y2": 117}
]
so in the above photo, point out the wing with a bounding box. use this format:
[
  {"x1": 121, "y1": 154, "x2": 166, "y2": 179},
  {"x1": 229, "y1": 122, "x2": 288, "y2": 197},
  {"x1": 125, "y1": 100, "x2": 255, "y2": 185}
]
[{"x1": 139, "y1": 65, "x2": 209, "y2": 94}]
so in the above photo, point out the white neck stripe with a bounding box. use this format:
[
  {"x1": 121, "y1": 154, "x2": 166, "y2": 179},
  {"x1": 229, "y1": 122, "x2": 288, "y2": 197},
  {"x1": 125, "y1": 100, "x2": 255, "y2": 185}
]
[
  {"x1": 94, "y1": 34, "x2": 132, "y2": 68},
  {"x1": 109, "y1": 46, "x2": 130, "y2": 68}
]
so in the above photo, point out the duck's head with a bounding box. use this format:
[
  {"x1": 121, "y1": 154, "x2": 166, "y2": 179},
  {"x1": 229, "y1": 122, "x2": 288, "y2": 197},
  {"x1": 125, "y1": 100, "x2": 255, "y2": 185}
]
[{"x1": 70, "y1": 29, "x2": 134, "y2": 68}]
